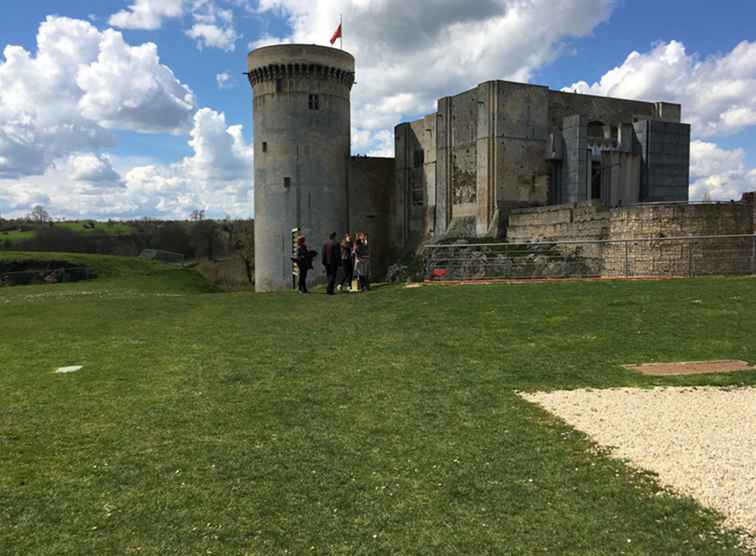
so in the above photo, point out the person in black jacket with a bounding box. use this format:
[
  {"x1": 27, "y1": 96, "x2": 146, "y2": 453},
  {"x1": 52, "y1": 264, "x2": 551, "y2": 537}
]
[
  {"x1": 321, "y1": 232, "x2": 341, "y2": 295},
  {"x1": 292, "y1": 236, "x2": 311, "y2": 294}
]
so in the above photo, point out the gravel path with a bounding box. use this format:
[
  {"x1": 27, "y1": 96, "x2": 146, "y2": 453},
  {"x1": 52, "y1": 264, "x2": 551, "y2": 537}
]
[{"x1": 520, "y1": 387, "x2": 756, "y2": 551}]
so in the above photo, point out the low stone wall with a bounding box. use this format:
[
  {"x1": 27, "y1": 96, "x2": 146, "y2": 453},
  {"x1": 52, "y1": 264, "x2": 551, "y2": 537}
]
[
  {"x1": 504, "y1": 194, "x2": 755, "y2": 277},
  {"x1": 609, "y1": 202, "x2": 753, "y2": 239},
  {"x1": 507, "y1": 201, "x2": 609, "y2": 243}
]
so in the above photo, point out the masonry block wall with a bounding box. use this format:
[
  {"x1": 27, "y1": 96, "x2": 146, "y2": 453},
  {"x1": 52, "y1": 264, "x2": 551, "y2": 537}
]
[
  {"x1": 349, "y1": 156, "x2": 394, "y2": 278},
  {"x1": 506, "y1": 199, "x2": 755, "y2": 276}
]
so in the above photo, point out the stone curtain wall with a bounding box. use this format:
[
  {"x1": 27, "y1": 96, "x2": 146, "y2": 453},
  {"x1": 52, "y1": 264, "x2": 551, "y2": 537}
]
[
  {"x1": 743, "y1": 192, "x2": 756, "y2": 232},
  {"x1": 507, "y1": 201, "x2": 610, "y2": 243},
  {"x1": 608, "y1": 203, "x2": 752, "y2": 239},
  {"x1": 505, "y1": 197, "x2": 755, "y2": 277},
  {"x1": 508, "y1": 200, "x2": 753, "y2": 243}
]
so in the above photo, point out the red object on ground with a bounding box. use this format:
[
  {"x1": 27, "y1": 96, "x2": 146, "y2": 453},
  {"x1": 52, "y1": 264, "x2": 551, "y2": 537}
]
[
  {"x1": 330, "y1": 24, "x2": 342, "y2": 45},
  {"x1": 431, "y1": 268, "x2": 449, "y2": 279}
]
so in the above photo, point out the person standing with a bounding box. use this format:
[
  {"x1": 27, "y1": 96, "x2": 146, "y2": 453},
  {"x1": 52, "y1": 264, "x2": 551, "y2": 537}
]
[
  {"x1": 293, "y1": 236, "x2": 311, "y2": 294},
  {"x1": 338, "y1": 233, "x2": 354, "y2": 292},
  {"x1": 321, "y1": 232, "x2": 341, "y2": 295},
  {"x1": 354, "y1": 232, "x2": 370, "y2": 292}
]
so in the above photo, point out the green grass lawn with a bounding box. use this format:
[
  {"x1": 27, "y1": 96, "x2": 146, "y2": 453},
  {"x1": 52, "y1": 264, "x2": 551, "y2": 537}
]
[{"x1": 2, "y1": 253, "x2": 755, "y2": 555}]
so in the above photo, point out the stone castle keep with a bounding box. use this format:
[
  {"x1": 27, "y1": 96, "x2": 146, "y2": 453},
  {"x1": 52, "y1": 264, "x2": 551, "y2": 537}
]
[{"x1": 247, "y1": 44, "x2": 753, "y2": 291}]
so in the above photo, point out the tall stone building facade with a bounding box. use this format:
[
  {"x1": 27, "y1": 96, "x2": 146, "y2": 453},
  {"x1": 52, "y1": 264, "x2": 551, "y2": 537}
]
[{"x1": 394, "y1": 81, "x2": 690, "y2": 249}]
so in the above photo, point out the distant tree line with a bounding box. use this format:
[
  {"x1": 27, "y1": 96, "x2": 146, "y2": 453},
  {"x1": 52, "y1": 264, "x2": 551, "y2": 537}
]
[{"x1": 0, "y1": 208, "x2": 254, "y2": 283}]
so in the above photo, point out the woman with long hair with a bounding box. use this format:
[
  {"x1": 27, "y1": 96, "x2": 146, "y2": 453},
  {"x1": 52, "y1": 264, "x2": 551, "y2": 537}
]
[
  {"x1": 338, "y1": 232, "x2": 354, "y2": 291},
  {"x1": 354, "y1": 232, "x2": 370, "y2": 292}
]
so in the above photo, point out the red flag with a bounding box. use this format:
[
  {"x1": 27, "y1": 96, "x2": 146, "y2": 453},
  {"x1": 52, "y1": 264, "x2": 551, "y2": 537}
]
[{"x1": 329, "y1": 23, "x2": 342, "y2": 45}]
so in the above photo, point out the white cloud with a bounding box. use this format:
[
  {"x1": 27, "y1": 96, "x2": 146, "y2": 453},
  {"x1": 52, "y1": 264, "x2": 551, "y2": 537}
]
[
  {"x1": 564, "y1": 40, "x2": 756, "y2": 137},
  {"x1": 186, "y1": 0, "x2": 240, "y2": 51},
  {"x1": 0, "y1": 109, "x2": 253, "y2": 219},
  {"x1": 216, "y1": 71, "x2": 233, "y2": 89},
  {"x1": 0, "y1": 16, "x2": 253, "y2": 219},
  {"x1": 254, "y1": 0, "x2": 615, "y2": 156},
  {"x1": 689, "y1": 140, "x2": 756, "y2": 201},
  {"x1": 68, "y1": 153, "x2": 124, "y2": 188},
  {"x1": 121, "y1": 108, "x2": 253, "y2": 218},
  {"x1": 109, "y1": 0, "x2": 185, "y2": 30},
  {"x1": 109, "y1": 0, "x2": 241, "y2": 52},
  {"x1": 0, "y1": 16, "x2": 196, "y2": 179},
  {"x1": 0, "y1": 184, "x2": 50, "y2": 215},
  {"x1": 187, "y1": 23, "x2": 239, "y2": 51},
  {"x1": 77, "y1": 30, "x2": 196, "y2": 133}
]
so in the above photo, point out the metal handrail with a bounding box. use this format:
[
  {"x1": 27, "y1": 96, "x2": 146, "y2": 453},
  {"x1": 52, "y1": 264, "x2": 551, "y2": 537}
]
[{"x1": 629, "y1": 200, "x2": 741, "y2": 206}]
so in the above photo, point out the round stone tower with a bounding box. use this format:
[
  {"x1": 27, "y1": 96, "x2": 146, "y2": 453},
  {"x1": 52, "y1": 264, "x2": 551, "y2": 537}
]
[{"x1": 247, "y1": 44, "x2": 355, "y2": 292}]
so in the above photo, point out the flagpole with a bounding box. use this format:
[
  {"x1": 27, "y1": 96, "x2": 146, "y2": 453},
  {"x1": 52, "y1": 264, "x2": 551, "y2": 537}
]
[{"x1": 340, "y1": 14, "x2": 343, "y2": 50}]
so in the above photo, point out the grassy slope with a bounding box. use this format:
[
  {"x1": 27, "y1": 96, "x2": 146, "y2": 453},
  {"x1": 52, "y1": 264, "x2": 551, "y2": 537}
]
[
  {"x1": 2, "y1": 266, "x2": 755, "y2": 555},
  {"x1": 0, "y1": 230, "x2": 35, "y2": 242},
  {"x1": 0, "y1": 251, "x2": 213, "y2": 294}
]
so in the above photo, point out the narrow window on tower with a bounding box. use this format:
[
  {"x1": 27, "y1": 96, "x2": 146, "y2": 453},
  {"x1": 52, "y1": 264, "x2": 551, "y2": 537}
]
[
  {"x1": 309, "y1": 94, "x2": 319, "y2": 110},
  {"x1": 276, "y1": 79, "x2": 283, "y2": 93},
  {"x1": 262, "y1": 142, "x2": 268, "y2": 153},
  {"x1": 283, "y1": 177, "x2": 291, "y2": 189}
]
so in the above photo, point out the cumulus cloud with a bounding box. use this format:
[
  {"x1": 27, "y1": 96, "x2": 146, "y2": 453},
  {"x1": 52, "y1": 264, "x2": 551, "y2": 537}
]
[
  {"x1": 122, "y1": 108, "x2": 253, "y2": 218},
  {"x1": 67, "y1": 153, "x2": 124, "y2": 188},
  {"x1": 187, "y1": 23, "x2": 239, "y2": 51},
  {"x1": 0, "y1": 184, "x2": 50, "y2": 214},
  {"x1": 110, "y1": 0, "x2": 241, "y2": 52},
  {"x1": 689, "y1": 140, "x2": 756, "y2": 201},
  {"x1": 254, "y1": 0, "x2": 615, "y2": 156},
  {"x1": 564, "y1": 40, "x2": 756, "y2": 137},
  {"x1": 186, "y1": 1, "x2": 240, "y2": 51},
  {"x1": 109, "y1": 0, "x2": 185, "y2": 30},
  {"x1": 0, "y1": 109, "x2": 253, "y2": 219},
  {"x1": 0, "y1": 16, "x2": 254, "y2": 219},
  {"x1": 77, "y1": 31, "x2": 196, "y2": 133},
  {"x1": 0, "y1": 16, "x2": 196, "y2": 180}
]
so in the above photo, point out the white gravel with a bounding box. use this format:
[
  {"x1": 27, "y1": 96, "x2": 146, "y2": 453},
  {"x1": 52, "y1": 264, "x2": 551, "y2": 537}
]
[{"x1": 520, "y1": 387, "x2": 756, "y2": 551}]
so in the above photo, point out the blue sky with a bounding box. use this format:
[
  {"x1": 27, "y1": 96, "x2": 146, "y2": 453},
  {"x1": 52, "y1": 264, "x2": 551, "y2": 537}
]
[{"x1": 0, "y1": 0, "x2": 755, "y2": 219}]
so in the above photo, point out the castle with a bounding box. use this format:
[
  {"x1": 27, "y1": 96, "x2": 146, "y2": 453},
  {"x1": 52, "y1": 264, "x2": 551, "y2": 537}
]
[{"x1": 247, "y1": 44, "x2": 751, "y2": 292}]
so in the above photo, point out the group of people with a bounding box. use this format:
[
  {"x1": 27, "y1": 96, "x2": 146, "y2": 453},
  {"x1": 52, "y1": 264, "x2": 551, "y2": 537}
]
[{"x1": 293, "y1": 232, "x2": 370, "y2": 295}]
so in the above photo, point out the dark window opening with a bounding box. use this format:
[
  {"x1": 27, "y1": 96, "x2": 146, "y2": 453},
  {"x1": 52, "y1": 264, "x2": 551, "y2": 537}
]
[
  {"x1": 591, "y1": 161, "x2": 601, "y2": 200},
  {"x1": 262, "y1": 142, "x2": 267, "y2": 153},
  {"x1": 308, "y1": 94, "x2": 319, "y2": 110},
  {"x1": 276, "y1": 79, "x2": 283, "y2": 93},
  {"x1": 413, "y1": 149, "x2": 424, "y2": 168},
  {"x1": 550, "y1": 161, "x2": 562, "y2": 205},
  {"x1": 587, "y1": 120, "x2": 605, "y2": 138},
  {"x1": 283, "y1": 177, "x2": 291, "y2": 189}
]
